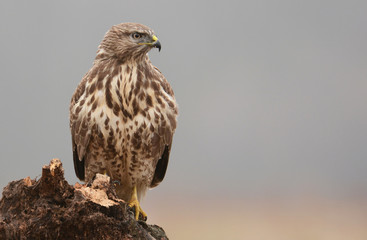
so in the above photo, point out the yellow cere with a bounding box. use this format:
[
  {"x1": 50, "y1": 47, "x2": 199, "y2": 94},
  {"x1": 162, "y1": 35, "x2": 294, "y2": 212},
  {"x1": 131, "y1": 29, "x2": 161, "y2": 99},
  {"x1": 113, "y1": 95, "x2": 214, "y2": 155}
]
[{"x1": 138, "y1": 35, "x2": 158, "y2": 46}]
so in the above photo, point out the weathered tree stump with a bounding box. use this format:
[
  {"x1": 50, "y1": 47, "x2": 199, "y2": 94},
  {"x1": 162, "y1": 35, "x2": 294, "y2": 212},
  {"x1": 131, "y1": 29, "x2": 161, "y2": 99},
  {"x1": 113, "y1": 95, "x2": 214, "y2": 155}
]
[{"x1": 0, "y1": 159, "x2": 168, "y2": 240}]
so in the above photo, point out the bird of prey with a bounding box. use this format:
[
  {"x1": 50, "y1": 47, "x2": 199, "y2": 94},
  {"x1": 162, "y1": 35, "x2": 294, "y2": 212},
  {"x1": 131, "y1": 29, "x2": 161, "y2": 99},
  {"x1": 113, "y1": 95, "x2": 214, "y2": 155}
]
[{"x1": 69, "y1": 23, "x2": 178, "y2": 220}]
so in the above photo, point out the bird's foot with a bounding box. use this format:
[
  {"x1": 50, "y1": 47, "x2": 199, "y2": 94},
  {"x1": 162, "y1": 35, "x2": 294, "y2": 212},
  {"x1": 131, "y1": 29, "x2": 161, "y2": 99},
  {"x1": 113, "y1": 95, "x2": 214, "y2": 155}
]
[
  {"x1": 128, "y1": 199, "x2": 147, "y2": 221},
  {"x1": 128, "y1": 186, "x2": 147, "y2": 221}
]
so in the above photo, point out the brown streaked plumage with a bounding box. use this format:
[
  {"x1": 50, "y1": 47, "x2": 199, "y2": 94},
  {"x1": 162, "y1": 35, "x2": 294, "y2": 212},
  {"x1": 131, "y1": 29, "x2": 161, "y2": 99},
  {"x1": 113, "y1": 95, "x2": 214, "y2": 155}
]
[{"x1": 69, "y1": 23, "x2": 178, "y2": 220}]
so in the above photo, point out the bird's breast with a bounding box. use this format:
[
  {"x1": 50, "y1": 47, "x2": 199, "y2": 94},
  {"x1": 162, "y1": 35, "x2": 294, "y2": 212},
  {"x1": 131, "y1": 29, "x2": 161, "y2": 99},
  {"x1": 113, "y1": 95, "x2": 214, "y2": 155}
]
[{"x1": 84, "y1": 64, "x2": 177, "y2": 158}]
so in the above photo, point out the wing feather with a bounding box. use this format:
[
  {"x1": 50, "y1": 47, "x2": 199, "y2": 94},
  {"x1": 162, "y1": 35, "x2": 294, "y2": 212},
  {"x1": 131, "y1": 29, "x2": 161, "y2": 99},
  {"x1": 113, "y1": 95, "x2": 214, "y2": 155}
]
[
  {"x1": 150, "y1": 144, "x2": 171, "y2": 188},
  {"x1": 149, "y1": 66, "x2": 177, "y2": 188},
  {"x1": 72, "y1": 135, "x2": 85, "y2": 181},
  {"x1": 70, "y1": 73, "x2": 91, "y2": 181}
]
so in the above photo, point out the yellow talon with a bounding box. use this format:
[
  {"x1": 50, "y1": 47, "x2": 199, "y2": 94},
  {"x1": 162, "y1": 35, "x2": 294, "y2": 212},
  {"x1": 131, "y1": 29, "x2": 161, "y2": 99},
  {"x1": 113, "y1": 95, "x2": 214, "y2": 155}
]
[{"x1": 128, "y1": 186, "x2": 147, "y2": 221}]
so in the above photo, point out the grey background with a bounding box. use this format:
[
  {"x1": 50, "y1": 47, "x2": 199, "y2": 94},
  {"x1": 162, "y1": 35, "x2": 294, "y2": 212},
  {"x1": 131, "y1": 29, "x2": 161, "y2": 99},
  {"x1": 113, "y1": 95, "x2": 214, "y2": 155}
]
[{"x1": 1, "y1": 0, "x2": 366, "y2": 203}]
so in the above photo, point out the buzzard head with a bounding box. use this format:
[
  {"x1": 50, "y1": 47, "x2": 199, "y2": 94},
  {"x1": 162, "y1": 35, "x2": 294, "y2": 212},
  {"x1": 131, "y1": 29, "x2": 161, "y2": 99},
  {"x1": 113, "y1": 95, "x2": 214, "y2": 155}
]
[{"x1": 98, "y1": 22, "x2": 161, "y2": 62}]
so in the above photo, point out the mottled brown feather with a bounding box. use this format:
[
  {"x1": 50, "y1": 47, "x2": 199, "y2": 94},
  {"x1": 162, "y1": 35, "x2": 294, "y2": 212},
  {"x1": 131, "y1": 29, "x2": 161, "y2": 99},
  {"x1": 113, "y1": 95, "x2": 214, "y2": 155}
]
[{"x1": 69, "y1": 22, "x2": 178, "y2": 202}]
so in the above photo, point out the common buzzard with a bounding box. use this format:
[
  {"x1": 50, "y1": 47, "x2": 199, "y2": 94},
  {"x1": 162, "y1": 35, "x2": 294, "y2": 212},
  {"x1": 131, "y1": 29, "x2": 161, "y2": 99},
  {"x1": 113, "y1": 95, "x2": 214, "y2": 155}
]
[{"x1": 69, "y1": 23, "x2": 178, "y2": 220}]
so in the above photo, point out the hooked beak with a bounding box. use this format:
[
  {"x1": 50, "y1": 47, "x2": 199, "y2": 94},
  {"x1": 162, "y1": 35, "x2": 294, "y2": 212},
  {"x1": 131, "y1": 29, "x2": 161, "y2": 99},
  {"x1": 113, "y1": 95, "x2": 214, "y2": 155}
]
[
  {"x1": 138, "y1": 35, "x2": 162, "y2": 52},
  {"x1": 153, "y1": 40, "x2": 161, "y2": 52},
  {"x1": 151, "y1": 35, "x2": 161, "y2": 52}
]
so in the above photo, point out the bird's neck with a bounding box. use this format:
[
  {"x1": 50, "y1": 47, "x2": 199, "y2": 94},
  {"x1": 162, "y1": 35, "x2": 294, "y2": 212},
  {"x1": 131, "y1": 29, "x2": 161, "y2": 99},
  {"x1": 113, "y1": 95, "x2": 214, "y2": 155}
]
[{"x1": 94, "y1": 48, "x2": 150, "y2": 65}]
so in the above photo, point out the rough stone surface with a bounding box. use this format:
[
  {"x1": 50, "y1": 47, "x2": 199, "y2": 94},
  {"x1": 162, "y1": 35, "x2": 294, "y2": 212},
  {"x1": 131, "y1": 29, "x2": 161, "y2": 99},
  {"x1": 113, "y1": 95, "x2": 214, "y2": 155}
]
[{"x1": 0, "y1": 159, "x2": 168, "y2": 240}]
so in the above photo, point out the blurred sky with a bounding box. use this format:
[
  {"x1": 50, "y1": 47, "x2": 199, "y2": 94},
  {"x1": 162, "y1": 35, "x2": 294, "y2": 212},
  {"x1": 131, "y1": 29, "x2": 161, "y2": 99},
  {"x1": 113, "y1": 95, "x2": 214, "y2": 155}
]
[{"x1": 1, "y1": 1, "x2": 367, "y2": 239}]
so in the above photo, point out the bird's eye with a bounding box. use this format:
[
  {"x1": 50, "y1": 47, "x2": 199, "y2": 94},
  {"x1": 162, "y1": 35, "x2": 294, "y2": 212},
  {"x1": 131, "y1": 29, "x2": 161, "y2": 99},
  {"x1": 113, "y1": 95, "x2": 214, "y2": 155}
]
[{"x1": 132, "y1": 32, "x2": 142, "y2": 39}]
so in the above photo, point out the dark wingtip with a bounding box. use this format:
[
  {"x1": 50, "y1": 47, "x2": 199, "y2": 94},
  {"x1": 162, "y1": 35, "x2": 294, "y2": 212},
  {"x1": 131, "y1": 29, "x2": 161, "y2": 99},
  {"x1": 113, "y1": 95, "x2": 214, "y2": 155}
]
[
  {"x1": 150, "y1": 145, "x2": 170, "y2": 188},
  {"x1": 73, "y1": 148, "x2": 85, "y2": 181}
]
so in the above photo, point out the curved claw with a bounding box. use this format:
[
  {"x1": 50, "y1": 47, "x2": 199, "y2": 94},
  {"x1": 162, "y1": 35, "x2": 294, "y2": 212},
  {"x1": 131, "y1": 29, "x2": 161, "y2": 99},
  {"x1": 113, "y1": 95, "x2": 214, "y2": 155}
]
[
  {"x1": 112, "y1": 180, "x2": 121, "y2": 186},
  {"x1": 128, "y1": 199, "x2": 147, "y2": 221}
]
